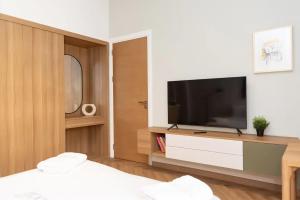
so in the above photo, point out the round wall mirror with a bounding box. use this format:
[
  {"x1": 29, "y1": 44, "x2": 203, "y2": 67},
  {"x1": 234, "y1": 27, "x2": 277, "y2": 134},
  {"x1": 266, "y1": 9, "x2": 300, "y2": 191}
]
[{"x1": 64, "y1": 55, "x2": 83, "y2": 114}]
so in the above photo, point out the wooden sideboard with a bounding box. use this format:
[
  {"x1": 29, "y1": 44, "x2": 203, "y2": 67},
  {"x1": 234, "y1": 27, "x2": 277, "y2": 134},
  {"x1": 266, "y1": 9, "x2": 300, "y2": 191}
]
[
  {"x1": 137, "y1": 127, "x2": 300, "y2": 191},
  {"x1": 138, "y1": 127, "x2": 298, "y2": 157}
]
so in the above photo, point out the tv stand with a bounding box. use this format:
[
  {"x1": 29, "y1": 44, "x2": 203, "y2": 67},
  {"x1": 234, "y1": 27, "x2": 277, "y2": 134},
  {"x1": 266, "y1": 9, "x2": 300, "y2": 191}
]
[
  {"x1": 137, "y1": 127, "x2": 300, "y2": 190},
  {"x1": 236, "y1": 128, "x2": 243, "y2": 136},
  {"x1": 167, "y1": 124, "x2": 178, "y2": 130}
]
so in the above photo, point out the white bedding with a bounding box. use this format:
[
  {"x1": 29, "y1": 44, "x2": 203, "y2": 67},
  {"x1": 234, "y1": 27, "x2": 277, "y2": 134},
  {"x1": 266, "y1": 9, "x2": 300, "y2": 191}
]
[{"x1": 0, "y1": 160, "x2": 219, "y2": 200}]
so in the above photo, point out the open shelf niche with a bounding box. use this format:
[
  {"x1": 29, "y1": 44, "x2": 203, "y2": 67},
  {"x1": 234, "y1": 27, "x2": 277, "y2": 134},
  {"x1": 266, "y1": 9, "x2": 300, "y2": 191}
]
[
  {"x1": 64, "y1": 36, "x2": 109, "y2": 160},
  {"x1": 152, "y1": 133, "x2": 166, "y2": 157}
]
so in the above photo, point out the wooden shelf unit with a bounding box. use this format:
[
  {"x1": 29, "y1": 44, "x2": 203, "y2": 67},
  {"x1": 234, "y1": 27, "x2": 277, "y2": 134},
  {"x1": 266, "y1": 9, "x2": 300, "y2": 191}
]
[
  {"x1": 64, "y1": 30, "x2": 109, "y2": 159},
  {"x1": 138, "y1": 127, "x2": 299, "y2": 158},
  {"x1": 137, "y1": 127, "x2": 300, "y2": 187},
  {"x1": 65, "y1": 116, "x2": 105, "y2": 129},
  {"x1": 137, "y1": 129, "x2": 166, "y2": 157}
]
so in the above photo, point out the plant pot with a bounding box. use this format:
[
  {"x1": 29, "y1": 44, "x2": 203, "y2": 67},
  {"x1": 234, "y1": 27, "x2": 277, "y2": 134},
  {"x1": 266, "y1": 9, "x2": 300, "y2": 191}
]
[{"x1": 256, "y1": 129, "x2": 265, "y2": 137}]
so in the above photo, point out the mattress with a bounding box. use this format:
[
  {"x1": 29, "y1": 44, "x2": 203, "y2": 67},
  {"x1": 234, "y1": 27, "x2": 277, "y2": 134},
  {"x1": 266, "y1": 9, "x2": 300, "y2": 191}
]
[{"x1": 0, "y1": 160, "x2": 219, "y2": 200}]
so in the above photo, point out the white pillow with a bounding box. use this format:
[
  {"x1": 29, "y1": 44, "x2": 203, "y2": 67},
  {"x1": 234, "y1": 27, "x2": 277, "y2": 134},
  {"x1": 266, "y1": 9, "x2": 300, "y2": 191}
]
[{"x1": 142, "y1": 175, "x2": 213, "y2": 200}]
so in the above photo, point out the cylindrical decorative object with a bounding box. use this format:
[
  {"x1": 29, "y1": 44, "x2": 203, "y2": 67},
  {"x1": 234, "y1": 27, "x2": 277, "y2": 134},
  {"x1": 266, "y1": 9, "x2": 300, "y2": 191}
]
[{"x1": 82, "y1": 104, "x2": 97, "y2": 116}]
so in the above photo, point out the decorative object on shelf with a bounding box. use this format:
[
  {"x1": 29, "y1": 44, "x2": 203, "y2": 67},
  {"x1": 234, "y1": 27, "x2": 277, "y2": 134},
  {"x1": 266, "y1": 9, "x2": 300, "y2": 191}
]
[
  {"x1": 253, "y1": 26, "x2": 293, "y2": 73},
  {"x1": 156, "y1": 135, "x2": 166, "y2": 153},
  {"x1": 253, "y1": 116, "x2": 270, "y2": 137},
  {"x1": 82, "y1": 104, "x2": 97, "y2": 116}
]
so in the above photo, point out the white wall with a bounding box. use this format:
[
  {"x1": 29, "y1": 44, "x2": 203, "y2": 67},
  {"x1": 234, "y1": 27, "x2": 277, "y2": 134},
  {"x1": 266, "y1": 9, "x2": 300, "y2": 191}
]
[
  {"x1": 110, "y1": 0, "x2": 300, "y2": 137},
  {"x1": 0, "y1": 0, "x2": 109, "y2": 40}
]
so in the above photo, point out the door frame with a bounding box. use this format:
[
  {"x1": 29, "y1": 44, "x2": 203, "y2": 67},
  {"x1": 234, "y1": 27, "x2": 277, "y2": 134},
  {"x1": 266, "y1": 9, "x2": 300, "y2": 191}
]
[{"x1": 109, "y1": 30, "x2": 153, "y2": 158}]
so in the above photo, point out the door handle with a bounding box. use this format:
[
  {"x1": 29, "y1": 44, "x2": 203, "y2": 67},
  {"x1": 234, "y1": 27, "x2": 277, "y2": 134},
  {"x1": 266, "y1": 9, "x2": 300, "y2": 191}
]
[{"x1": 138, "y1": 100, "x2": 148, "y2": 109}]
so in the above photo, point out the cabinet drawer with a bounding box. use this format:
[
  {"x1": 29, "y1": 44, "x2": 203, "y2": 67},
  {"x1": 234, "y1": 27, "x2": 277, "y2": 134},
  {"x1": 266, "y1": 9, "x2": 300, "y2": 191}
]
[
  {"x1": 166, "y1": 134, "x2": 243, "y2": 155},
  {"x1": 166, "y1": 146, "x2": 243, "y2": 170}
]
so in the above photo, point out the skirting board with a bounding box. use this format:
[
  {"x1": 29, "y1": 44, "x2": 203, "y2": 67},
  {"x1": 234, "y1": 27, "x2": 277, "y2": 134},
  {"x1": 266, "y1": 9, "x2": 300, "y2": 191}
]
[{"x1": 151, "y1": 155, "x2": 282, "y2": 192}]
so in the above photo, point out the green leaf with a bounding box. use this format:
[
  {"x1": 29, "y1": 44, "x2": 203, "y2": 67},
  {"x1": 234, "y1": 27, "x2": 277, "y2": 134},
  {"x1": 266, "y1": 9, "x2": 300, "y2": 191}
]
[{"x1": 253, "y1": 116, "x2": 270, "y2": 130}]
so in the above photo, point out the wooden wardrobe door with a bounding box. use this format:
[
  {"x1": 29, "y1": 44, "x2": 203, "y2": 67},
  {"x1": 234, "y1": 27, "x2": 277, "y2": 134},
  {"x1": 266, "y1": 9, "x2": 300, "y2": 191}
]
[
  {"x1": 0, "y1": 21, "x2": 34, "y2": 175},
  {"x1": 0, "y1": 20, "x2": 65, "y2": 176},
  {"x1": 32, "y1": 28, "x2": 65, "y2": 165},
  {"x1": 0, "y1": 20, "x2": 8, "y2": 176}
]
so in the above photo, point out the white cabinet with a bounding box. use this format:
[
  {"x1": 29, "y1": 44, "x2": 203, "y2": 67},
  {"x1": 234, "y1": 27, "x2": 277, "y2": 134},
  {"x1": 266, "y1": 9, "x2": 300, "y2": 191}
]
[{"x1": 166, "y1": 134, "x2": 243, "y2": 170}]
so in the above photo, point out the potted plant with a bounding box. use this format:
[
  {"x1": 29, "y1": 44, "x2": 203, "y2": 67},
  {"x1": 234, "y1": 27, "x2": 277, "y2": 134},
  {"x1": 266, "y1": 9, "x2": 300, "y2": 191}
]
[{"x1": 253, "y1": 116, "x2": 270, "y2": 137}]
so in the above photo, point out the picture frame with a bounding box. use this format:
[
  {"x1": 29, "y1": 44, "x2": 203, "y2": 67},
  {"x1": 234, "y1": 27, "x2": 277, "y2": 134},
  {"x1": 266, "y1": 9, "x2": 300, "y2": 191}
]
[{"x1": 253, "y1": 26, "x2": 293, "y2": 73}]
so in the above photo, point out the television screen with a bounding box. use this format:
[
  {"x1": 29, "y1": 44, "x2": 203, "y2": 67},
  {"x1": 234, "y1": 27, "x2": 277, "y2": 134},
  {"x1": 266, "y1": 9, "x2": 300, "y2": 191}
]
[{"x1": 168, "y1": 77, "x2": 247, "y2": 129}]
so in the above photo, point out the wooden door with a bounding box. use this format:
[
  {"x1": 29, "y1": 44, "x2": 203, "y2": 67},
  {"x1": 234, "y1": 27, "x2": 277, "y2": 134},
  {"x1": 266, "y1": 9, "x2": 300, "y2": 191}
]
[
  {"x1": 0, "y1": 20, "x2": 65, "y2": 176},
  {"x1": 113, "y1": 37, "x2": 148, "y2": 163}
]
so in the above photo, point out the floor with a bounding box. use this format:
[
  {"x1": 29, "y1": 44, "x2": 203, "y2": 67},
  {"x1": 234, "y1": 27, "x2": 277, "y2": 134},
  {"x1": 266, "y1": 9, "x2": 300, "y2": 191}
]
[{"x1": 94, "y1": 158, "x2": 284, "y2": 200}]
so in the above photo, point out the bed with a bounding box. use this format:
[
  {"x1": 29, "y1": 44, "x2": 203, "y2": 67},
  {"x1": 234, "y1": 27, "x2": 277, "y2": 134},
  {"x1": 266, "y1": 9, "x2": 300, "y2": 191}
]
[{"x1": 0, "y1": 160, "x2": 219, "y2": 200}]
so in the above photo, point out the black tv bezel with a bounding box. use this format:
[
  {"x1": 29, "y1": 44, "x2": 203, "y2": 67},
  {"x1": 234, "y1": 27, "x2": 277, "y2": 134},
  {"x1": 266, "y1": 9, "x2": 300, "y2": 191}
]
[{"x1": 167, "y1": 76, "x2": 247, "y2": 129}]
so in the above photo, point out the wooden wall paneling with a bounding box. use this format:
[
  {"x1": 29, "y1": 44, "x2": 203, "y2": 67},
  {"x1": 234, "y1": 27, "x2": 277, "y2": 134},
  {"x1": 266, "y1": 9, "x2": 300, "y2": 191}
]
[
  {"x1": 50, "y1": 31, "x2": 65, "y2": 156},
  {"x1": 88, "y1": 127, "x2": 97, "y2": 156},
  {"x1": 89, "y1": 46, "x2": 109, "y2": 157},
  {"x1": 66, "y1": 127, "x2": 90, "y2": 154},
  {"x1": 79, "y1": 128, "x2": 89, "y2": 154},
  {"x1": 65, "y1": 127, "x2": 102, "y2": 158},
  {"x1": 6, "y1": 21, "x2": 34, "y2": 174},
  {"x1": 88, "y1": 126, "x2": 102, "y2": 157},
  {"x1": 88, "y1": 47, "x2": 102, "y2": 157},
  {"x1": 32, "y1": 28, "x2": 45, "y2": 164},
  {"x1": 47, "y1": 31, "x2": 65, "y2": 155},
  {"x1": 0, "y1": 20, "x2": 9, "y2": 176},
  {"x1": 99, "y1": 45, "x2": 109, "y2": 157},
  {"x1": 65, "y1": 129, "x2": 73, "y2": 152},
  {"x1": 32, "y1": 28, "x2": 65, "y2": 165},
  {"x1": 66, "y1": 128, "x2": 80, "y2": 153},
  {"x1": 22, "y1": 25, "x2": 34, "y2": 171},
  {"x1": 53, "y1": 32, "x2": 66, "y2": 154},
  {"x1": 0, "y1": 21, "x2": 51, "y2": 175},
  {"x1": 45, "y1": 31, "x2": 55, "y2": 159},
  {"x1": 89, "y1": 47, "x2": 101, "y2": 115},
  {"x1": 7, "y1": 21, "x2": 17, "y2": 174},
  {"x1": 11, "y1": 21, "x2": 24, "y2": 173},
  {"x1": 66, "y1": 126, "x2": 102, "y2": 158},
  {"x1": 65, "y1": 130, "x2": 89, "y2": 155}
]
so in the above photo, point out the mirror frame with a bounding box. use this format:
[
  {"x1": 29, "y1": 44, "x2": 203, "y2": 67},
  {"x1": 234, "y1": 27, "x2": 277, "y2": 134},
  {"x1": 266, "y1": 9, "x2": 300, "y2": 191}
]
[{"x1": 64, "y1": 54, "x2": 84, "y2": 114}]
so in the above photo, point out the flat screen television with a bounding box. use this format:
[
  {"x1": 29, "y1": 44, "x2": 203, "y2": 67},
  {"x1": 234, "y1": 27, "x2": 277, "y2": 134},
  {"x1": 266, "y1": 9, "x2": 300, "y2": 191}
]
[{"x1": 168, "y1": 76, "x2": 247, "y2": 129}]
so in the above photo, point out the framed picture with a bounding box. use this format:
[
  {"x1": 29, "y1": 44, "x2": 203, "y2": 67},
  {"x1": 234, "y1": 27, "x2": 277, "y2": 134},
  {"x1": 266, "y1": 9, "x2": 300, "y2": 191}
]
[{"x1": 253, "y1": 26, "x2": 293, "y2": 73}]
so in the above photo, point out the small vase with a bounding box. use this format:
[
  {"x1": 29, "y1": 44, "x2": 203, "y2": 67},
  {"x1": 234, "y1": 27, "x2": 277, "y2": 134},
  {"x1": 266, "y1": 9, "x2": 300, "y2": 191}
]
[{"x1": 256, "y1": 129, "x2": 265, "y2": 137}]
